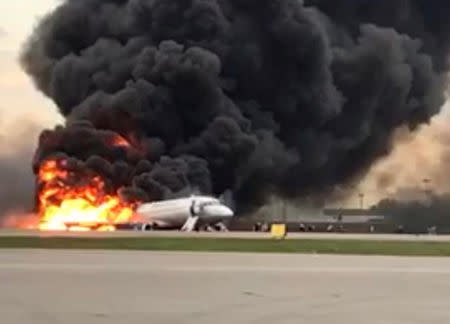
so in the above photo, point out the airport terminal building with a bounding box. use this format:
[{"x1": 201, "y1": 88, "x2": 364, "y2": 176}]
[{"x1": 231, "y1": 201, "x2": 395, "y2": 233}]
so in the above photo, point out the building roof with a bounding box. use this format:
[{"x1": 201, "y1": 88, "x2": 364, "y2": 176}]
[{"x1": 323, "y1": 208, "x2": 382, "y2": 216}]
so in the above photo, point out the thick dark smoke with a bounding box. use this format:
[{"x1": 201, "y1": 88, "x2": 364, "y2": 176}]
[
  {"x1": 21, "y1": 0, "x2": 450, "y2": 213},
  {"x1": 0, "y1": 117, "x2": 41, "y2": 221},
  {"x1": 373, "y1": 193, "x2": 450, "y2": 233}
]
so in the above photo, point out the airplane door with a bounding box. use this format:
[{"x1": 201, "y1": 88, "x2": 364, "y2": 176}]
[
  {"x1": 190, "y1": 200, "x2": 198, "y2": 216},
  {"x1": 189, "y1": 199, "x2": 204, "y2": 218}
]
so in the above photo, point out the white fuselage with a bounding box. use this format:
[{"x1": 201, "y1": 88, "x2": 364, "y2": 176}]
[{"x1": 135, "y1": 196, "x2": 234, "y2": 229}]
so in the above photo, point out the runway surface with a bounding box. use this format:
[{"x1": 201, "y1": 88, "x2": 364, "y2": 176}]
[
  {"x1": 2, "y1": 228, "x2": 450, "y2": 242},
  {"x1": 1, "y1": 250, "x2": 450, "y2": 324}
]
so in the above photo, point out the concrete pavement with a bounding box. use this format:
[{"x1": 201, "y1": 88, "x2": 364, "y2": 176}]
[{"x1": 0, "y1": 250, "x2": 449, "y2": 324}]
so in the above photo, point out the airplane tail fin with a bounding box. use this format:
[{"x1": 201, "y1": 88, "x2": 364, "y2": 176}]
[{"x1": 219, "y1": 190, "x2": 235, "y2": 211}]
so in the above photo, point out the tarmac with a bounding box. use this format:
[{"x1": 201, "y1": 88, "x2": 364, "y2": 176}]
[
  {"x1": 1, "y1": 249, "x2": 450, "y2": 324},
  {"x1": 2, "y1": 228, "x2": 450, "y2": 241}
]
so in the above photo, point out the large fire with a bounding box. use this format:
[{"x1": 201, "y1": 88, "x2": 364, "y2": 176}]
[{"x1": 37, "y1": 159, "x2": 137, "y2": 231}]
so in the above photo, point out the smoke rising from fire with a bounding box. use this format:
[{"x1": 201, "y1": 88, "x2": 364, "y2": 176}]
[
  {"x1": 372, "y1": 192, "x2": 450, "y2": 233},
  {"x1": 0, "y1": 115, "x2": 41, "y2": 222},
  {"x1": 335, "y1": 107, "x2": 450, "y2": 207},
  {"x1": 21, "y1": 0, "x2": 450, "y2": 212}
]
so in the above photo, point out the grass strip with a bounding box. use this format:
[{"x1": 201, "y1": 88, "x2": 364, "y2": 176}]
[{"x1": 0, "y1": 236, "x2": 450, "y2": 256}]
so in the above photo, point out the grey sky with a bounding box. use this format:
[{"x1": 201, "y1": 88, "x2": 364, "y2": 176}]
[
  {"x1": 0, "y1": 1, "x2": 62, "y2": 127},
  {"x1": 0, "y1": 1, "x2": 62, "y2": 217}
]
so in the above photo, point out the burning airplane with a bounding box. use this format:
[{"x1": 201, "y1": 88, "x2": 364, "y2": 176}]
[
  {"x1": 34, "y1": 156, "x2": 234, "y2": 232},
  {"x1": 8, "y1": 0, "x2": 450, "y2": 230},
  {"x1": 36, "y1": 158, "x2": 137, "y2": 231}
]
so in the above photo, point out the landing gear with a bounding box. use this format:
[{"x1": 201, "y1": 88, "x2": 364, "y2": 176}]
[
  {"x1": 138, "y1": 223, "x2": 156, "y2": 231},
  {"x1": 215, "y1": 222, "x2": 229, "y2": 232},
  {"x1": 202, "y1": 222, "x2": 229, "y2": 232}
]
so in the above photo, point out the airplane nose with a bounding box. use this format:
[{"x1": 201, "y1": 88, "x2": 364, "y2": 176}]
[{"x1": 203, "y1": 205, "x2": 234, "y2": 218}]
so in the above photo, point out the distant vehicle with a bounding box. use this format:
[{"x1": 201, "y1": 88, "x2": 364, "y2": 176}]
[{"x1": 135, "y1": 195, "x2": 234, "y2": 232}]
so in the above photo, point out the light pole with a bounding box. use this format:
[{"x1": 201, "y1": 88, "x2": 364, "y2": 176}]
[
  {"x1": 422, "y1": 178, "x2": 432, "y2": 197},
  {"x1": 358, "y1": 192, "x2": 365, "y2": 209}
]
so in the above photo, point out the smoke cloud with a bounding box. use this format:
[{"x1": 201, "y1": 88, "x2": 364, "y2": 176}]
[
  {"x1": 372, "y1": 193, "x2": 450, "y2": 233},
  {"x1": 0, "y1": 27, "x2": 7, "y2": 38},
  {"x1": 0, "y1": 115, "x2": 41, "y2": 220},
  {"x1": 326, "y1": 101, "x2": 450, "y2": 210},
  {"x1": 21, "y1": 0, "x2": 450, "y2": 213}
]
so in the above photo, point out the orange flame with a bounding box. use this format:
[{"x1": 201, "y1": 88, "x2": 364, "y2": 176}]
[
  {"x1": 111, "y1": 135, "x2": 131, "y2": 148},
  {"x1": 37, "y1": 159, "x2": 137, "y2": 231}
]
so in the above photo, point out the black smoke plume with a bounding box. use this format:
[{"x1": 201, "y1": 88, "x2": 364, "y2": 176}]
[
  {"x1": 21, "y1": 0, "x2": 450, "y2": 213},
  {"x1": 372, "y1": 193, "x2": 450, "y2": 233}
]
